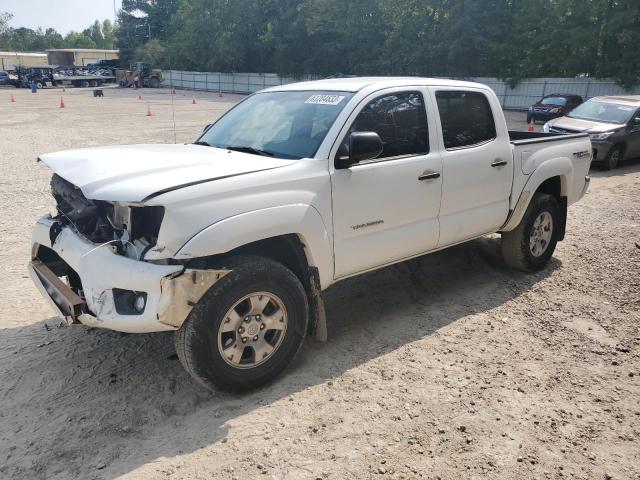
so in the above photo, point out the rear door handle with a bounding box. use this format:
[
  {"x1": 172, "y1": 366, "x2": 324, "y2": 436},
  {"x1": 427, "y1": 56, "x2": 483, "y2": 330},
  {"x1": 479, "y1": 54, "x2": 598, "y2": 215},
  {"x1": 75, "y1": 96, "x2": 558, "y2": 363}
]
[
  {"x1": 491, "y1": 159, "x2": 508, "y2": 167},
  {"x1": 418, "y1": 171, "x2": 441, "y2": 181}
]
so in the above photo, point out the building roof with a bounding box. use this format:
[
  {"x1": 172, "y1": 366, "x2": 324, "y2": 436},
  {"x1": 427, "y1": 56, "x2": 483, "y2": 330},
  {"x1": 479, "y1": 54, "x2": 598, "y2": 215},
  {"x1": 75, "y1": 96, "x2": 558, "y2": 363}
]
[
  {"x1": 0, "y1": 51, "x2": 47, "y2": 57},
  {"x1": 45, "y1": 49, "x2": 119, "y2": 53},
  {"x1": 265, "y1": 76, "x2": 488, "y2": 93}
]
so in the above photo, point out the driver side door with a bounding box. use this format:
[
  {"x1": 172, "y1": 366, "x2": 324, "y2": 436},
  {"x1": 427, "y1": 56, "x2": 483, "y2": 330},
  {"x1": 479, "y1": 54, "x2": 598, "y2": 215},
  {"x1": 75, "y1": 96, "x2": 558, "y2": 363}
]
[{"x1": 330, "y1": 88, "x2": 443, "y2": 279}]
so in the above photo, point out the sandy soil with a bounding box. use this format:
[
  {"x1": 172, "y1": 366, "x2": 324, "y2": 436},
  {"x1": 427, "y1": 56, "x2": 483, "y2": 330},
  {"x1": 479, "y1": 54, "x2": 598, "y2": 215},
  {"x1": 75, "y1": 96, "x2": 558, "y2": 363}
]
[{"x1": 0, "y1": 86, "x2": 638, "y2": 480}]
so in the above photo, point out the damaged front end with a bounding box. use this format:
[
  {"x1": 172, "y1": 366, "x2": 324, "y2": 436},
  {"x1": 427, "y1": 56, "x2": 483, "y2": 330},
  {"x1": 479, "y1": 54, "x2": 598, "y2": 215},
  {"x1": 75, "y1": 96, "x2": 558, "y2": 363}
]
[
  {"x1": 50, "y1": 174, "x2": 164, "y2": 260},
  {"x1": 29, "y1": 175, "x2": 229, "y2": 333}
]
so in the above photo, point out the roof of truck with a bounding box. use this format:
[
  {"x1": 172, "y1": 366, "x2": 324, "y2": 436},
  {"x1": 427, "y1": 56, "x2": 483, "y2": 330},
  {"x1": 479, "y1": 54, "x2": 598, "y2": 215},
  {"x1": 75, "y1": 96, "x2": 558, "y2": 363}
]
[{"x1": 265, "y1": 76, "x2": 488, "y2": 93}]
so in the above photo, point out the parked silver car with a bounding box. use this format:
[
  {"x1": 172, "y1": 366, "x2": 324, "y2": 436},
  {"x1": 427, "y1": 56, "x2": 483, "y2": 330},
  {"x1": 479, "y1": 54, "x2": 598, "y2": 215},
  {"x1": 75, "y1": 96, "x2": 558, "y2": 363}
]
[{"x1": 544, "y1": 96, "x2": 640, "y2": 170}]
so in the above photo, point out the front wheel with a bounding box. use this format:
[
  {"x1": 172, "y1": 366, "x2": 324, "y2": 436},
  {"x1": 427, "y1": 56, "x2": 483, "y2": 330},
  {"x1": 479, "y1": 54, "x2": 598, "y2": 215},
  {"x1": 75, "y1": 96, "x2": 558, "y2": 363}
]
[
  {"x1": 175, "y1": 255, "x2": 308, "y2": 392},
  {"x1": 603, "y1": 146, "x2": 622, "y2": 170},
  {"x1": 501, "y1": 193, "x2": 560, "y2": 272}
]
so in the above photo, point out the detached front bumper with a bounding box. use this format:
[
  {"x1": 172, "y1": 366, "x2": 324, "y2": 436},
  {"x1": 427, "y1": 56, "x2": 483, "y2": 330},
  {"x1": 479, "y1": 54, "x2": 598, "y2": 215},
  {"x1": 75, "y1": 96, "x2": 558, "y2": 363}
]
[{"x1": 30, "y1": 216, "x2": 228, "y2": 333}]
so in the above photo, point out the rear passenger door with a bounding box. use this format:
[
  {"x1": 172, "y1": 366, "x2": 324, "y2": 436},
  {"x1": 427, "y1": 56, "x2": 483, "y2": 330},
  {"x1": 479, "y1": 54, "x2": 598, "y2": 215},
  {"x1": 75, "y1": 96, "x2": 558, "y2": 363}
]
[{"x1": 430, "y1": 88, "x2": 513, "y2": 247}]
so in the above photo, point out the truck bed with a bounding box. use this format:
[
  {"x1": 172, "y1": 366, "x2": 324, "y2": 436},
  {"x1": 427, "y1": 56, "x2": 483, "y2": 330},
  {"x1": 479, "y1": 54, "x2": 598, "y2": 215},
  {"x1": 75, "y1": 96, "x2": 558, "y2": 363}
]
[
  {"x1": 508, "y1": 130, "x2": 592, "y2": 211},
  {"x1": 509, "y1": 130, "x2": 589, "y2": 145}
]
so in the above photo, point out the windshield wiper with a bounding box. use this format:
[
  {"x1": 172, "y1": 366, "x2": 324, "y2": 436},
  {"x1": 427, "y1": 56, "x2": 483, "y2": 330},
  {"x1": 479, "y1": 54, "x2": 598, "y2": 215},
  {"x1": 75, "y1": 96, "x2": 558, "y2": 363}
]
[
  {"x1": 193, "y1": 140, "x2": 211, "y2": 147},
  {"x1": 225, "y1": 145, "x2": 275, "y2": 157}
]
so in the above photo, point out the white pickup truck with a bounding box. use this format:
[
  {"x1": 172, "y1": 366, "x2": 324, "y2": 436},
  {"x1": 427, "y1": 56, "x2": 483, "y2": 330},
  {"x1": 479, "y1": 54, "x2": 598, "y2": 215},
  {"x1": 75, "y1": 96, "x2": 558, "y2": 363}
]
[{"x1": 30, "y1": 78, "x2": 592, "y2": 391}]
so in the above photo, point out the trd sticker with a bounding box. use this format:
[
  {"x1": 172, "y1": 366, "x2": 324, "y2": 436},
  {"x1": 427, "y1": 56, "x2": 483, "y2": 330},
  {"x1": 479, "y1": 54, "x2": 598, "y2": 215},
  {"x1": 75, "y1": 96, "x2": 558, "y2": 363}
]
[{"x1": 305, "y1": 94, "x2": 346, "y2": 106}]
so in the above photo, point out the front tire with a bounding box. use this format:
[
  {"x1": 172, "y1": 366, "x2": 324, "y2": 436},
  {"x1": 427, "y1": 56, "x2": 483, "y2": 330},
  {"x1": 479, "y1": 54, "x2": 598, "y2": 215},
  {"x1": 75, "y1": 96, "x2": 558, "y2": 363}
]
[
  {"x1": 603, "y1": 146, "x2": 622, "y2": 170},
  {"x1": 175, "y1": 255, "x2": 308, "y2": 392},
  {"x1": 501, "y1": 193, "x2": 560, "y2": 272}
]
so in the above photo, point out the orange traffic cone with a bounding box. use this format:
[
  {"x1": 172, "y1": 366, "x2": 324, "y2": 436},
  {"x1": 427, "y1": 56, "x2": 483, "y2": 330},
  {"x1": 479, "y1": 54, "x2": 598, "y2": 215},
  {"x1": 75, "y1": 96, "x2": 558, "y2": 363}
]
[
  {"x1": 192, "y1": 96, "x2": 197, "y2": 105},
  {"x1": 138, "y1": 95, "x2": 143, "y2": 100},
  {"x1": 10, "y1": 94, "x2": 15, "y2": 103},
  {"x1": 528, "y1": 118, "x2": 535, "y2": 132},
  {"x1": 171, "y1": 88, "x2": 176, "y2": 94},
  {"x1": 146, "y1": 103, "x2": 152, "y2": 117},
  {"x1": 59, "y1": 97, "x2": 65, "y2": 108}
]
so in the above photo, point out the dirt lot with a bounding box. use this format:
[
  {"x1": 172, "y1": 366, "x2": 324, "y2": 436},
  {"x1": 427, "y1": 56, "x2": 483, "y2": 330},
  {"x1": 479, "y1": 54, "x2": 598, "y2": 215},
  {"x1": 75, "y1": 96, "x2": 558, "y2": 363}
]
[{"x1": 0, "y1": 86, "x2": 638, "y2": 480}]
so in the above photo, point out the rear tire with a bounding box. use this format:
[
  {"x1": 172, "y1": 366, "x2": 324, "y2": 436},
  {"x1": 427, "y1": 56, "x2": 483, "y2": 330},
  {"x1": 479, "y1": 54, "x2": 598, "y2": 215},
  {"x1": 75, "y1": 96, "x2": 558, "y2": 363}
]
[
  {"x1": 603, "y1": 146, "x2": 622, "y2": 170},
  {"x1": 175, "y1": 255, "x2": 308, "y2": 392},
  {"x1": 149, "y1": 77, "x2": 160, "y2": 88},
  {"x1": 501, "y1": 193, "x2": 560, "y2": 272}
]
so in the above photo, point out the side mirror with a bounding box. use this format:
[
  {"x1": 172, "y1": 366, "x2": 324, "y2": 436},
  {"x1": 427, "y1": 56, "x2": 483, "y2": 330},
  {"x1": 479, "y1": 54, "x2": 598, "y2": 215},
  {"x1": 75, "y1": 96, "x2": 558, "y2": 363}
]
[
  {"x1": 633, "y1": 117, "x2": 640, "y2": 125},
  {"x1": 336, "y1": 132, "x2": 383, "y2": 169}
]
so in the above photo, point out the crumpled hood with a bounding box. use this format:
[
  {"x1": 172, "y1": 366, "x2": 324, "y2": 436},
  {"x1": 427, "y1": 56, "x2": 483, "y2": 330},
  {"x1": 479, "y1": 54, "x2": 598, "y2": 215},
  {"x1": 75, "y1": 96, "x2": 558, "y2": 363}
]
[
  {"x1": 39, "y1": 144, "x2": 296, "y2": 202},
  {"x1": 548, "y1": 116, "x2": 621, "y2": 133}
]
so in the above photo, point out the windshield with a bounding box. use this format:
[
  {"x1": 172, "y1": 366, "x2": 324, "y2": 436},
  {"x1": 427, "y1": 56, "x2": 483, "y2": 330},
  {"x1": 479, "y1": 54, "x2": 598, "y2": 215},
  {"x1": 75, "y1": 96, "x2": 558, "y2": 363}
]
[
  {"x1": 198, "y1": 90, "x2": 354, "y2": 159},
  {"x1": 541, "y1": 96, "x2": 567, "y2": 106},
  {"x1": 567, "y1": 100, "x2": 636, "y2": 124}
]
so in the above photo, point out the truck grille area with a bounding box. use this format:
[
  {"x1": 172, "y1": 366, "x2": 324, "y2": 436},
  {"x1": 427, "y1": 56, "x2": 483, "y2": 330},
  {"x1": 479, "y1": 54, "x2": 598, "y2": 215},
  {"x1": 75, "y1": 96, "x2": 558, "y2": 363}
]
[{"x1": 51, "y1": 174, "x2": 119, "y2": 243}]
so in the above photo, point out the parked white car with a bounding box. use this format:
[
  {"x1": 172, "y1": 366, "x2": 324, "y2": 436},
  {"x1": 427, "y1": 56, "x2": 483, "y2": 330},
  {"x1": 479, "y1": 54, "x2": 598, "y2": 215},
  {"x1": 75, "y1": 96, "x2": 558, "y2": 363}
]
[{"x1": 30, "y1": 77, "x2": 592, "y2": 391}]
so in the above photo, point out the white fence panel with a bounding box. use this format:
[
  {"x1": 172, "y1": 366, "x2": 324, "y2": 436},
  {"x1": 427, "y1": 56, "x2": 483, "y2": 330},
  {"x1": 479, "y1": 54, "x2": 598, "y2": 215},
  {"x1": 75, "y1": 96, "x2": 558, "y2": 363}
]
[{"x1": 162, "y1": 71, "x2": 640, "y2": 109}]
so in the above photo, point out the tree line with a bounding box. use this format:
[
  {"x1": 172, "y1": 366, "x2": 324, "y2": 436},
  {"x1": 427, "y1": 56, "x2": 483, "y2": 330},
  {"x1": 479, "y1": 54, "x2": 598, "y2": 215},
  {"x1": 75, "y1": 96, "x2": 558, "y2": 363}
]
[
  {"x1": 2, "y1": 1, "x2": 640, "y2": 87},
  {"x1": 0, "y1": 13, "x2": 115, "y2": 51}
]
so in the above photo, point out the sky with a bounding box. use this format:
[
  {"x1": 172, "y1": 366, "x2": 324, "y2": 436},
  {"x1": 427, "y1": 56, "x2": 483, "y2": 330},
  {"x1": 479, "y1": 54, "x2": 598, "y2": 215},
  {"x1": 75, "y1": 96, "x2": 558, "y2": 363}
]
[{"x1": 3, "y1": 0, "x2": 122, "y2": 35}]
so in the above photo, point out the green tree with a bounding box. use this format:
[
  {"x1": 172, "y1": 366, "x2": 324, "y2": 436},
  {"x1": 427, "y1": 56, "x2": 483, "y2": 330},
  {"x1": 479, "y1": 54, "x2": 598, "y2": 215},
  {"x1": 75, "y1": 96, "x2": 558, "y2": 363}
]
[
  {"x1": 117, "y1": 0, "x2": 179, "y2": 65},
  {"x1": 0, "y1": 12, "x2": 12, "y2": 50},
  {"x1": 102, "y1": 19, "x2": 115, "y2": 49},
  {"x1": 84, "y1": 20, "x2": 105, "y2": 48},
  {"x1": 64, "y1": 31, "x2": 97, "y2": 49},
  {"x1": 135, "y1": 39, "x2": 166, "y2": 65}
]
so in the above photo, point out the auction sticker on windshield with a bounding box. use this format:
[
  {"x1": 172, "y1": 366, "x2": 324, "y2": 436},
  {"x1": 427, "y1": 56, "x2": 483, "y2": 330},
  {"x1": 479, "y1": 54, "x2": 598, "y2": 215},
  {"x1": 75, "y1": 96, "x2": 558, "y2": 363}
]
[{"x1": 305, "y1": 94, "x2": 346, "y2": 105}]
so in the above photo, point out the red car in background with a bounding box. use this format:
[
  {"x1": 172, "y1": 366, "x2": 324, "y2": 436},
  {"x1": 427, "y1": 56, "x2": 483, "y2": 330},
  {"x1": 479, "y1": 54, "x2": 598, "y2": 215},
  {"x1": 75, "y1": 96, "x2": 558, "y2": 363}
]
[{"x1": 527, "y1": 94, "x2": 583, "y2": 124}]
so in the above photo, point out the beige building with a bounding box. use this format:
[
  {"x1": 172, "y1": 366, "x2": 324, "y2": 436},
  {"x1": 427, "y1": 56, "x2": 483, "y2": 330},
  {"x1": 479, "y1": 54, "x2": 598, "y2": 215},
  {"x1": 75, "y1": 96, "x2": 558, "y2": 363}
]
[
  {"x1": 46, "y1": 49, "x2": 119, "y2": 67},
  {"x1": 0, "y1": 52, "x2": 48, "y2": 70}
]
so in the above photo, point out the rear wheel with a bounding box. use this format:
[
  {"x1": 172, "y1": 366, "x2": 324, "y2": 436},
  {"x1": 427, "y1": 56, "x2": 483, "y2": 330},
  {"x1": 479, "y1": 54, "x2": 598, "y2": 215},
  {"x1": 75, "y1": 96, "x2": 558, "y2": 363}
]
[
  {"x1": 148, "y1": 77, "x2": 160, "y2": 88},
  {"x1": 603, "y1": 146, "x2": 622, "y2": 170},
  {"x1": 175, "y1": 256, "x2": 308, "y2": 392},
  {"x1": 501, "y1": 193, "x2": 560, "y2": 272}
]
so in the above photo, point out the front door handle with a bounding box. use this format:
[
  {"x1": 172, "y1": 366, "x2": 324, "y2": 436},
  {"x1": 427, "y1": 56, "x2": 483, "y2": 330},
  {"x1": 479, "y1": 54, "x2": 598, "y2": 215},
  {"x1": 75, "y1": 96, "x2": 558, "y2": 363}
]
[
  {"x1": 418, "y1": 171, "x2": 441, "y2": 181},
  {"x1": 491, "y1": 159, "x2": 508, "y2": 167}
]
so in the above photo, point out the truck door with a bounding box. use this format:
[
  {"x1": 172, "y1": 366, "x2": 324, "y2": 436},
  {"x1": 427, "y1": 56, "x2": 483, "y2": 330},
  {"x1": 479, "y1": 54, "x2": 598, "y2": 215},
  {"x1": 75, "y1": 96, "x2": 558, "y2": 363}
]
[
  {"x1": 330, "y1": 88, "x2": 443, "y2": 279},
  {"x1": 429, "y1": 88, "x2": 513, "y2": 247}
]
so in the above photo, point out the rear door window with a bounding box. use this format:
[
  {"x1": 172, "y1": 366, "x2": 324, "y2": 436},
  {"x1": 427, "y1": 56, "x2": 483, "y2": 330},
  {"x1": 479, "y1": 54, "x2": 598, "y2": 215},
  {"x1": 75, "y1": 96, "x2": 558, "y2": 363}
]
[{"x1": 435, "y1": 91, "x2": 497, "y2": 149}]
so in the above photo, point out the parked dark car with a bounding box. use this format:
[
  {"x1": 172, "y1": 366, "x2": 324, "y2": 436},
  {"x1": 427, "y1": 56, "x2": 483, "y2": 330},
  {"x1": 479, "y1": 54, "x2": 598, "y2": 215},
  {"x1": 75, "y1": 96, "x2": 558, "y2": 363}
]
[
  {"x1": 0, "y1": 71, "x2": 10, "y2": 86},
  {"x1": 527, "y1": 94, "x2": 583, "y2": 124},
  {"x1": 544, "y1": 95, "x2": 640, "y2": 170}
]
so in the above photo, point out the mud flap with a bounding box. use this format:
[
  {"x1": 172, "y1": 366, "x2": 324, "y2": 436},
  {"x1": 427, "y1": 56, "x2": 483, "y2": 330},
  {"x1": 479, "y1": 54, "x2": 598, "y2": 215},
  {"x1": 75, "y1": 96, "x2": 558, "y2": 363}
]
[{"x1": 308, "y1": 267, "x2": 327, "y2": 342}]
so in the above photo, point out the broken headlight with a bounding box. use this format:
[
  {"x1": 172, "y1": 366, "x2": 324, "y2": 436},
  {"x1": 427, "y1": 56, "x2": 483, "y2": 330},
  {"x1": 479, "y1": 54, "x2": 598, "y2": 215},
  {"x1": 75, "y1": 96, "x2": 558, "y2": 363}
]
[{"x1": 109, "y1": 204, "x2": 165, "y2": 259}]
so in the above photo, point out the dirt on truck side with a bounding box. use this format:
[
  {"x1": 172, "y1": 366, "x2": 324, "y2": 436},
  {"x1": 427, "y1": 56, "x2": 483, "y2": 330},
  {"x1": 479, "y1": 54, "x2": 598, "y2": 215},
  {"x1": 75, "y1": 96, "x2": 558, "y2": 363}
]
[{"x1": 0, "y1": 87, "x2": 638, "y2": 480}]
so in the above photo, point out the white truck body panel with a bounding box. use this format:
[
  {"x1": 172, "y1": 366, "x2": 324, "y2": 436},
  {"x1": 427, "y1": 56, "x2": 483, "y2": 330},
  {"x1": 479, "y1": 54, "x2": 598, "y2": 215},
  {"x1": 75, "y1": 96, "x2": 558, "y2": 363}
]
[{"x1": 30, "y1": 77, "x2": 592, "y2": 333}]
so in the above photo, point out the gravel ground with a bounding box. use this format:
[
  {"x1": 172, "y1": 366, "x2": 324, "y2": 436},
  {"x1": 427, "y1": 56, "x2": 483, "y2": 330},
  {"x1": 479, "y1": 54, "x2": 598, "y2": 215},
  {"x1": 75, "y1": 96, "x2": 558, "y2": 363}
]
[{"x1": 0, "y1": 86, "x2": 638, "y2": 480}]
